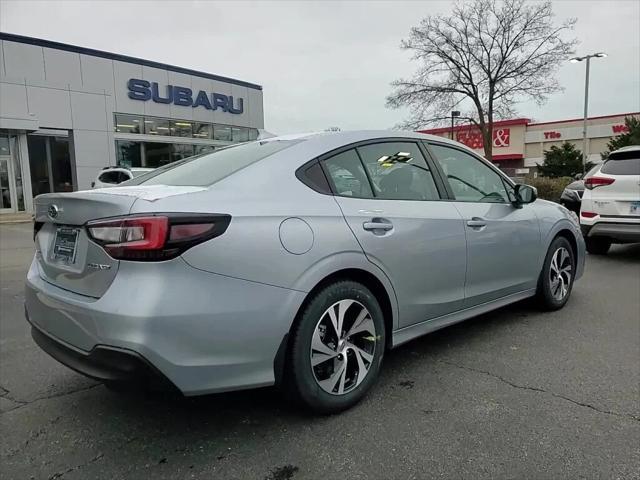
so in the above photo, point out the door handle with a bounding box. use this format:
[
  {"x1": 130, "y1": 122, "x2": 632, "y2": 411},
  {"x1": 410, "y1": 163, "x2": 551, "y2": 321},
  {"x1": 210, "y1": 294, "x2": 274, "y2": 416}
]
[
  {"x1": 363, "y1": 221, "x2": 393, "y2": 231},
  {"x1": 466, "y1": 217, "x2": 487, "y2": 228}
]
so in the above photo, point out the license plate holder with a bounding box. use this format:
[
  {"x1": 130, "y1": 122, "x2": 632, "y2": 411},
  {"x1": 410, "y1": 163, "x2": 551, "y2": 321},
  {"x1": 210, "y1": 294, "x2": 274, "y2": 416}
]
[
  {"x1": 53, "y1": 227, "x2": 79, "y2": 264},
  {"x1": 631, "y1": 201, "x2": 640, "y2": 215}
]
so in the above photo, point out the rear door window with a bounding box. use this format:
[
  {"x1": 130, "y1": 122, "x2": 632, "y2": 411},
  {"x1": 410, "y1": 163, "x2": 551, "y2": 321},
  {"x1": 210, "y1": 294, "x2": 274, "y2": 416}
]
[
  {"x1": 356, "y1": 142, "x2": 440, "y2": 201},
  {"x1": 601, "y1": 156, "x2": 640, "y2": 175}
]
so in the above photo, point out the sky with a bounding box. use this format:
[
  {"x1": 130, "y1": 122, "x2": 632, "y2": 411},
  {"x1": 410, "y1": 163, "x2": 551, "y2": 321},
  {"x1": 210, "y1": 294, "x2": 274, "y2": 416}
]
[{"x1": 1, "y1": 0, "x2": 639, "y2": 134}]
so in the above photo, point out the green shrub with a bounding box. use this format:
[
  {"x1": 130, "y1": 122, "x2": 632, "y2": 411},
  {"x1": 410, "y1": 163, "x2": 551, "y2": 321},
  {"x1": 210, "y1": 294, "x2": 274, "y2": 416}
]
[{"x1": 527, "y1": 176, "x2": 572, "y2": 202}]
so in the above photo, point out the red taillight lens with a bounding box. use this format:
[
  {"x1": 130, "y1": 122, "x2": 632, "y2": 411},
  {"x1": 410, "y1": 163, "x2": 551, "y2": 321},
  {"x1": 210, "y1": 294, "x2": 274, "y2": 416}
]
[
  {"x1": 581, "y1": 211, "x2": 598, "y2": 218},
  {"x1": 584, "y1": 177, "x2": 615, "y2": 189},
  {"x1": 86, "y1": 214, "x2": 230, "y2": 261}
]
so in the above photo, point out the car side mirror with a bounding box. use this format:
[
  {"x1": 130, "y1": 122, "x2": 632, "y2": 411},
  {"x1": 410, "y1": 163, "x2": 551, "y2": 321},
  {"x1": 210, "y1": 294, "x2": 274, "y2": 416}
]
[
  {"x1": 514, "y1": 184, "x2": 537, "y2": 206},
  {"x1": 574, "y1": 173, "x2": 583, "y2": 180}
]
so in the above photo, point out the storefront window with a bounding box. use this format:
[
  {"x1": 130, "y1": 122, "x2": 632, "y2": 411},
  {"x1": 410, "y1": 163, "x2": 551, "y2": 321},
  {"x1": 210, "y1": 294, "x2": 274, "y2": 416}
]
[
  {"x1": 144, "y1": 117, "x2": 172, "y2": 136},
  {"x1": 232, "y1": 127, "x2": 249, "y2": 143},
  {"x1": 193, "y1": 123, "x2": 212, "y2": 139},
  {"x1": 116, "y1": 140, "x2": 142, "y2": 167},
  {"x1": 194, "y1": 145, "x2": 216, "y2": 155},
  {"x1": 214, "y1": 125, "x2": 232, "y2": 142},
  {"x1": 27, "y1": 135, "x2": 74, "y2": 196},
  {"x1": 51, "y1": 137, "x2": 73, "y2": 192},
  {"x1": 114, "y1": 114, "x2": 142, "y2": 134},
  {"x1": 172, "y1": 144, "x2": 195, "y2": 161},
  {"x1": 113, "y1": 114, "x2": 254, "y2": 145},
  {"x1": 27, "y1": 136, "x2": 51, "y2": 196},
  {"x1": 171, "y1": 120, "x2": 193, "y2": 137},
  {"x1": 144, "y1": 142, "x2": 173, "y2": 168}
]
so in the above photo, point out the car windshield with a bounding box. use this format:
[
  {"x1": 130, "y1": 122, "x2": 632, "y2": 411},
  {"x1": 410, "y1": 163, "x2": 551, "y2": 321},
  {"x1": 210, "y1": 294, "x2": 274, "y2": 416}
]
[{"x1": 125, "y1": 140, "x2": 299, "y2": 187}]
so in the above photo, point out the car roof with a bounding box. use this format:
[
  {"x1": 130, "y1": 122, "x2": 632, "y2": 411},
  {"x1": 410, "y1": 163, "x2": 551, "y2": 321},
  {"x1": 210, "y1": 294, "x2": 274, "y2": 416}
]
[{"x1": 609, "y1": 145, "x2": 640, "y2": 159}]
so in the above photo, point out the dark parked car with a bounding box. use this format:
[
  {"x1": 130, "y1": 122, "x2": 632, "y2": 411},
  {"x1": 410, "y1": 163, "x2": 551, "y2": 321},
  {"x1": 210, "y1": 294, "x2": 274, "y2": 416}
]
[{"x1": 560, "y1": 165, "x2": 601, "y2": 214}]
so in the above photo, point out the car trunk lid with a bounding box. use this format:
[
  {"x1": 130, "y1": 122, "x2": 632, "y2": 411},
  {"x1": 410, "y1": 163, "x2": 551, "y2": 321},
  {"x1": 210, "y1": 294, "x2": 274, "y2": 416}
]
[{"x1": 34, "y1": 189, "x2": 140, "y2": 298}]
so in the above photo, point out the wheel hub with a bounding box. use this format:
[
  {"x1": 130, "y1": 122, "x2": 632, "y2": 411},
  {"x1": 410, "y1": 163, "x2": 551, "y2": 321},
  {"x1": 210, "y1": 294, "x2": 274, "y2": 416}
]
[{"x1": 310, "y1": 299, "x2": 377, "y2": 395}]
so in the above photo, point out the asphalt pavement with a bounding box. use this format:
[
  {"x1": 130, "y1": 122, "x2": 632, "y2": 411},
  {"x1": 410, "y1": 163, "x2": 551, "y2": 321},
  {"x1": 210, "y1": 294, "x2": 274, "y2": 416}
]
[{"x1": 1, "y1": 222, "x2": 638, "y2": 480}]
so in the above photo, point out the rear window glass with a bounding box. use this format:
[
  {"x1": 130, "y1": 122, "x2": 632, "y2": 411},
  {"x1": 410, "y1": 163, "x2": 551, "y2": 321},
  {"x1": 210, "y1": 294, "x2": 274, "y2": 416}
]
[
  {"x1": 601, "y1": 157, "x2": 640, "y2": 175},
  {"x1": 129, "y1": 140, "x2": 299, "y2": 187},
  {"x1": 98, "y1": 171, "x2": 129, "y2": 184}
]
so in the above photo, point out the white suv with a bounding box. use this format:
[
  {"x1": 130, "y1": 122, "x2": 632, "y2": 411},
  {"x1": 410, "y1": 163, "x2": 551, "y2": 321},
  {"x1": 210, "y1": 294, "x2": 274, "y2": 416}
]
[
  {"x1": 91, "y1": 167, "x2": 154, "y2": 188},
  {"x1": 580, "y1": 145, "x2": 640, "y2": 254}
]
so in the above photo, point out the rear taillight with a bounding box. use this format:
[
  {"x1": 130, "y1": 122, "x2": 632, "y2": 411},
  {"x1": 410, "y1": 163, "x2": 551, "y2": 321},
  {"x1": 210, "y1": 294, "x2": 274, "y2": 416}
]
[
  {"x1": 581, "y1": 211, "x2": 598, "y2": 218},
  {"x1": 584, "y1": 177, "x2": 615, "y2": 189},
  {"x1": 86, "y1": 214, "x2": 231, "y2": 261}
]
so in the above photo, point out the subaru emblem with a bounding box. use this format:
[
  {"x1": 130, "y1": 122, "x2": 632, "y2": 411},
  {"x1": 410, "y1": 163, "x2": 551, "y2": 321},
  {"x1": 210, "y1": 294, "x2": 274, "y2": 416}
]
[{"x1": 48, "y1": 204, "x2": 59, "y2": 219}]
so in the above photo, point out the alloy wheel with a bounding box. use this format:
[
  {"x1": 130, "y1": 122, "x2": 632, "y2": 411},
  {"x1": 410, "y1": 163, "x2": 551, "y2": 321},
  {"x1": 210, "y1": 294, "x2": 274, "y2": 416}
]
[
  {"x1": 310, "y1": 300, "x2": 377, "y2": 395},
  {"x1": 549, "y1": 247, "x2": 572, "y2": 301}
]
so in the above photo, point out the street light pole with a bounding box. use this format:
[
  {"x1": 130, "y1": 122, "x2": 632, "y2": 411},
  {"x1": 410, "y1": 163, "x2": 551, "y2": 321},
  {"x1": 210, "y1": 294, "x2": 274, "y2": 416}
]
[
  {"x1": 570, "y1": 52, "x2": 607, "y2": 175},
  {"x1": 450, "y1": 111, "x2": 460, "y2": 141},
  {"x1": 581, "y1": 56, "x2": 590, "y2": 176}
]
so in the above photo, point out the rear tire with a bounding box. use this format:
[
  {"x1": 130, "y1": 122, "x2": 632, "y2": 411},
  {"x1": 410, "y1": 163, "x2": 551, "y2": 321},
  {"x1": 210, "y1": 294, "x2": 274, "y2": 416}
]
[
  {"x1": 585, "y1": 237, "x2": 611, "y2": 255},
  {"x1": 536, "y1": 237, "x2": 576, "y2": 311},
  {"x1": 286, "y1": 281, "x2": 385, "y2": 414}
]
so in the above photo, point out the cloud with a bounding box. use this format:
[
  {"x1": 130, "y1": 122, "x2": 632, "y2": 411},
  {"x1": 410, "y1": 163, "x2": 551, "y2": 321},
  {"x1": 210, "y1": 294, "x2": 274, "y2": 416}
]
[{"x1": 1, "y1": 0, "x2": 638, "y2": 133}]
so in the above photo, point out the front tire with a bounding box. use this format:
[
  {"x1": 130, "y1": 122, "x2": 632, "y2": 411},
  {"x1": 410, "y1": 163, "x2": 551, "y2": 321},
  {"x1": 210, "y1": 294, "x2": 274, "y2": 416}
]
[
  {"x1": 536, "y1": 237, "x2": 576, "y2": 311},
  {"x1": 286, "y1": 281, "x2": 385, "y2": 414},
  {"x1": 585, "y1": 236, "x2": 611, "y2": 255}
]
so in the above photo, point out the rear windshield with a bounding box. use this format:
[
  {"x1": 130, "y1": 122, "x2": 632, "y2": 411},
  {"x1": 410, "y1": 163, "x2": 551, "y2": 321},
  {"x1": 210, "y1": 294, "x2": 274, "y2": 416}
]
[
  {"x1": 126, "y1": 140, "x2": 299, "y2": 187},
  {"x1": 601, "y1": 156, "x2": 640, "y2": 176}
]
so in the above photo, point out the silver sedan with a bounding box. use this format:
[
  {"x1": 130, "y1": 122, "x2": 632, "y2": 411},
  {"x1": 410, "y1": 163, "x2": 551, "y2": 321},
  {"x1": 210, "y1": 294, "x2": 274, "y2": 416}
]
[{"x1": 25, "y1": 131, "x2": 585, "y2": 413}]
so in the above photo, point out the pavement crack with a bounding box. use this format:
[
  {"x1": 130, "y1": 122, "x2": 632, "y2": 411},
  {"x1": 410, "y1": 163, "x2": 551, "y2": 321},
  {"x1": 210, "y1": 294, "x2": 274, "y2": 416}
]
[
  {"x1": 439, "y1": 360, "x2": 639, "y2": 422},
  {"x1": 0, "y1": 383, "x2": 101, "y2": 415},
  {"x1": 0, "y1": 384, "x2": 27, "y2": 406},
  {"x1": 48, "y1": 452, "x2": 104, "y2": 480}
]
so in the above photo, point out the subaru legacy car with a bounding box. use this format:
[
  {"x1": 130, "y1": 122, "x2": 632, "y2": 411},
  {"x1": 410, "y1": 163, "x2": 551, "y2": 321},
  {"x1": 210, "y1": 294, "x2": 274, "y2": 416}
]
[{"x1": 26, "y1": 131, "x2": 584, "y2": 413}]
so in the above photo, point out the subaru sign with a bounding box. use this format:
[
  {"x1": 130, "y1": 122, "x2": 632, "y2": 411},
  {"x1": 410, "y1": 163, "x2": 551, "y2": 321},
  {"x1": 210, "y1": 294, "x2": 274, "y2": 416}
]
[{"x1": 127, "y1": 78, "x2": 244, "y2": 114}]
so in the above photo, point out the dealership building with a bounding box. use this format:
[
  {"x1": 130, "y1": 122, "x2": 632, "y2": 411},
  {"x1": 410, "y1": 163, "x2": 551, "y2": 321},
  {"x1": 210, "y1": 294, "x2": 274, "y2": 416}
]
[
  {"x1": 0, "y1": 32, "x2": 264, "y2": 216},
  {"x1": 420, "y1": 112, "x2": 639, "y2": 177}
]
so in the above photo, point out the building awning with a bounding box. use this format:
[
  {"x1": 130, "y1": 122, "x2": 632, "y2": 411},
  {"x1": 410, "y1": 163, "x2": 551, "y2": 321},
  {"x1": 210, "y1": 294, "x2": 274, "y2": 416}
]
[{"x1": 0, "y1": 116, "x2": 40, "y2": 131}]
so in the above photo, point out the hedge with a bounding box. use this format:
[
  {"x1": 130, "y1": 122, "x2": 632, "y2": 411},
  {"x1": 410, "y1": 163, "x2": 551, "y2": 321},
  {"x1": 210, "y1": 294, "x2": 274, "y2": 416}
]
[{"x1": 527, "y1": 176, "x2": 573, "y2": 203}]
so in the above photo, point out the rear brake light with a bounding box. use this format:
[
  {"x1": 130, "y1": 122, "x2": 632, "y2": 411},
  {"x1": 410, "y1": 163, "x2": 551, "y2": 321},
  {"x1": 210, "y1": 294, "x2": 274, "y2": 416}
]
[
  {"x1": 86, "y1": 214, "x2": 231, "y2": 261},
  {"x1": 584, "y1": 177, "x2": 615, "y2": 189},
  {"x1": 581, "y1": 211, "x2": 598, "y2": 218}
]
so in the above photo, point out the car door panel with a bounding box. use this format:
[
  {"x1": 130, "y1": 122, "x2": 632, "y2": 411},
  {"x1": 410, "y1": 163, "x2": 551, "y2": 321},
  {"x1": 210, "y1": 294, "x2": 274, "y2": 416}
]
[
  {"x1": 453, "y1": 201, "x2": 540, "y2": 305},
  {"x1": 322, "y1": 142, "x2": 467, "y2": 328},
  {"x1": 336, "y1": 196, "x2": 467, "y2": 326},
  {"x1": 427, "y1": 142, "x2": 541, "y2": 307}
]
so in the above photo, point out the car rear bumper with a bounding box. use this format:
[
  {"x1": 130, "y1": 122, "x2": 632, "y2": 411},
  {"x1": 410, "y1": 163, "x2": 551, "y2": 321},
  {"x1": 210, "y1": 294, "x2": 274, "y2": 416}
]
[
  {"x1": 25, "y1": 256, "x2": 306, "y2": 395},
  {"x1": 29, "y1": 319, "x2": 176, "y2": 390},
  {"x1": 581, "y1": 221, "x2": 640, "y2": 243}
]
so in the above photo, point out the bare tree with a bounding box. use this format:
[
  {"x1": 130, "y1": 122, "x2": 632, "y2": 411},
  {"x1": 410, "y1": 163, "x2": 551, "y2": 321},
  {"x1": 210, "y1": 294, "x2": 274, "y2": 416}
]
[{"x1": 387, "y1": 0, "x2": 577, "y2": 160}]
